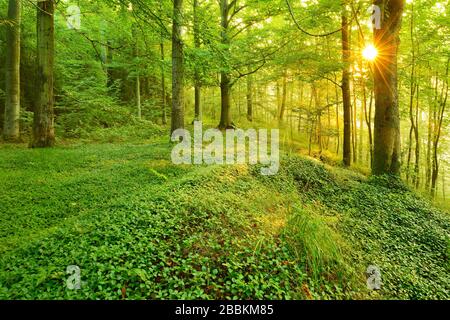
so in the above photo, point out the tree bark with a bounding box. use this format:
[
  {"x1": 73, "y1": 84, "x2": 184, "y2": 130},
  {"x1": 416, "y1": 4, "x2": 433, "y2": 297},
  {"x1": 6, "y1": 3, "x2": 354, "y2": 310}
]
[
  {"x1": 160, "y1": 35, "x2": 167, "y2": 124},
  {"x1": 406, "y1": 3, "x2": 416, "y2": 183},
  {"x1": 413, "y1": 84, "x2": 420, "y2": 188},
  {"x1": 3, "y1": 0, "x2": 21, "y2": 141},
  {"x1": 32, "y1": 0, "x2": 55, "y2": 148},
  {"x1": 220, "y1": 72, "x2": 232, "y2": 129},
  {"x1": 133, "y1": 25, "x2": 141, "y2": 120},
  {"x1": 335, "y1": 76, "x2": 340, "y2": 155},
  {"x1": 372, "y1": 0, "x2": 405, "y2": 175},
  {"x1": 431, "y1": 58, "x2": 449, "y2": 196},
  {"x1": 218, "y1": 0, "x2": 233, "y2": 130},
  {"x1": 425, "y1": 71, "x2": 435, "y2": 189},
  {"x1": 171, "y1": 0, "x2": 185, "y2": 134},
  {"x1": 352, "y1": 74, "x2": 357, "y2": 163},
  {"x1": 364, "y1": 89, "x2": 374, "y2": 168},
  {"x1": 279, "y1": 71, "x2": 287, "y2": 122},
  {"x1": 193, "y1": 0, "x2": 202, "y2": 122},
  {"x1": 341, "y1": 9, "x2": 352, "y2": 167},
  {"x1": 246, "y1": 71, "x2": 253, "y2": 121}
]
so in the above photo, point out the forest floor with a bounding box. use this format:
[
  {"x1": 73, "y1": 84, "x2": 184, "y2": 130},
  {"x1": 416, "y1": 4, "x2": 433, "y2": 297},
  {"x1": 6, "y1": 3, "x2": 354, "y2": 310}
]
[{"x1": 0, "y1": 124, "x2": 449, "y2": 300}]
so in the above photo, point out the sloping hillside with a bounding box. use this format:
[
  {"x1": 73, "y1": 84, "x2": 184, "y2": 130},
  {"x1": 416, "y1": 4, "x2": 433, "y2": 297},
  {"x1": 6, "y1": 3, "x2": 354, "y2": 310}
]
[{"x1": 0, "y1": 137, "x2": 448, "y2": 300}]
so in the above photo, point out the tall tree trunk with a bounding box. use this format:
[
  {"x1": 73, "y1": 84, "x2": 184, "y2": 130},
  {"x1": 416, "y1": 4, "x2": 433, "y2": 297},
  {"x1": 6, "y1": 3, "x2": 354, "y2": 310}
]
[
  {"x1": 326, "y1": 86, "x2": 331, "y2": 150},
  {"x1": 133, "y1": 25, "x2": 141, "y2": 120},
  {"x1": 359, "y1": 88, "x2": 364, "y2": 163},
  {"x1": 171, "y1": 0, "x2": 185, "y2": 134},
  {"x1": 308, "y1": 84, "x2": 314, "y2": 156},
  {"x1": 425, "y1": 70, "x2": 435, "y2": 190},
  {"x1": 352, "y1": 75, "x2": 358, "y2": 163},
  {"x1": 406, "y1": 3, "x2": 416, "y2": 183},
  {"x1": 193, "y1": 0, "x2": 202, "y2": 122},
  {"x1": 298, "y1": 82, "x2": 304, "y2": 132},
  {"x1": 159, "y1": 0, "x2": 167, "y2": 125},
  {"x1": 431, "y1": 58, "x2": 449, "y2": 196},
  {"x1": 3, "y1": 0, "x2": 21, "y2": 141},
  {"x1": 414, "y1": 84, "x2": 420, "y2": 188},
  {"x1": 32, "y1": 0, "x2": 55, "y2": 148},
  {"x1": 136, "y1": 74, "x2": 141, "y2": 119},
  {"x1": 276, "y1": 80, "x2": 281, "y2": 118},
  {"x1": 372, "y1": 0, "x2": 405, "y2": 175},
  {"x1": 364, "y1": 89, "x2": 374, "y2": 168},
  {"x1": 220, "y1": 72, "x2": 232, "y2": 129},
  {"x1": 279, "y1": 71, "x2": 287, "y2": 122},
  {"x1": 315, "y1": 91, "x2": 323, "y2": 154},
  {"x1": 341, "y1": 8, "x2": 352, "y2": 167},
  {"x1": 442, "y1": 167, "x2": 446, "y2": 201},
  {"x1": 335, "y1": 76, "x2": 340, "y2": 155},
  {"x1": 218, "y1": 0, "x2": 233, "y2": 129},
  {"x1": 289, "y1": 80, "x2": 294, "y2": 139},
  {"x1": 246, "y1": 70, "x2": 253, "y2": 121},
  {"x1": 160, "y1": 39, "x2": 167, "y2": 125},
  {"x1": 357, "y1": 30, "x2": 367, "y2": 165}
]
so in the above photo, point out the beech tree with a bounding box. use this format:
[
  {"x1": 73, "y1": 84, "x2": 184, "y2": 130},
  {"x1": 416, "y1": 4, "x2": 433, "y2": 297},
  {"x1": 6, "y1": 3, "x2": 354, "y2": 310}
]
[
  {"x1": 32, "y1": 0, "x2": 55, "y2": 148},
  {"x1": 193, "y1": 0, "x2": 202, "y2": 122},
  {"x1": 341, "y1": 4, "x2": 352, "y2": 167},
  {"x1": 372, "y1": 0, "x2": 405, "y2": 175},
  {"x1": 171, "y1": 0, "x2": 185, "y2": 134},
  {"x1": 3, "y1": 0, "x2": 21, "y2": 141}
]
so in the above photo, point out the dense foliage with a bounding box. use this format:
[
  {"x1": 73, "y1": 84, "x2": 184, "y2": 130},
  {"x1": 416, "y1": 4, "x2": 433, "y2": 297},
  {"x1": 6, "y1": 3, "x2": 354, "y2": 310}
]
[{"x1": 0, "y1": 127, "x2": 448, "y2": 299}]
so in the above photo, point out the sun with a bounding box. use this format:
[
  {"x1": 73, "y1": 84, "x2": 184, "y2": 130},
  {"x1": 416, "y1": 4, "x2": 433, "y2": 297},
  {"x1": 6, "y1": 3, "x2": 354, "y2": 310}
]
[{"x1": 362, "y1": 44, "x2": 378, "y2": 61}]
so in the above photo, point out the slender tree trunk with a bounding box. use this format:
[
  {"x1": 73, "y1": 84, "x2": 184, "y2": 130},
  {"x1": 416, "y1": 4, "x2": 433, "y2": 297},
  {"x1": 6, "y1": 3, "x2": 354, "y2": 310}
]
[
  {"x1": 279, "y1": 71, "x2": 287, "y2": 122},
  {"x1": 358, "y1": 34, "x2": 367, "y2": 165},
  {"x1": 350, "y1": 18, "x2": 357, "y2": 163},
  {"x1": 361, "y1": 83, "x2": 367, "y2": 163},
  {"x1": 160, "y1": 40, "x2": 167, "y2": 125},
  {"x1": 220, "y1": 72, "x2": 232, "y2": 129},
  {"x1": 3, "y1": 0, "x2": 21, "y2": 141},
  {"x1": 352, "y1": 76, "x2": 358, "y2": 163},
  {"x1": 32, "y1": 0, "x2": 55, "y2": 148},
  {"x1": 406, "y1": 4, "x2": 416, "y2": 183},
  {"x1": 136, "y1": 74, "x2": 141, "y2": 119},
  {"x1": 341, "y1": 8, "x2": 352, "y2": 167},
  {"x1": 410, "y1": 3, "x2": 420, "y2": 187},
  {"x1": 246, "y1": 70, "x2": 253, "y2": 121},
  {"x1": 442, "y1": 167, "x2": 446, "y2": 201},
  {"x1": 406, "y1": 120, "x2": 414, "y2": 182},
  {"x1": 313, "y1": 84, "x2": 323, "y2": 153},
  {"x1": 133, "y1": 25, "x2": 141, "y2": 120},
  {"x1": 308, "y1": 84, "x2": 314, "y2": 156},
  {"x1": 425, "y1": 71, "x2": 435, "y2": 189},
  {"x1": 237, "y1": 81, "x2": 241, "y2": 118},
  {"x1": 372, "y1": 0, "x2": 405, "y2": 175},
  {"x1": 414, "y1": 84, "x2": 420, "y2": 188},
  {"x1": 276, "y1": 80, "x2": 281, "y2": 118},
  {"x1": 431, "y1": 58, "x2": 449, "y2": 196},
  {"x1": 171, "y1": 0, "x2": 185, "y2": 134},
  {"x1": 193, "y1": 0, "x2": 202, "y2": 122},
  {"x1": 289, "y1": 80, "x2": 294, "y2": 139},
  {"x1": 211, "y1": 87, "x2": 216, "y2": 120},
  {"x1": 364, "y1": 89, "x2": 374, "y2": 168},
  {"x1": 298, "y1": 82, "x2": 303, "y2": 132},
  {"x1": 218, "y1": 0, "x2": 233, "y2": 129},
  {"x1": 335, "y1": 76, "x2": 340, "y2": 155},
  {"x1": 326, "y1": 86, "x2": 331, "y2": 150}
]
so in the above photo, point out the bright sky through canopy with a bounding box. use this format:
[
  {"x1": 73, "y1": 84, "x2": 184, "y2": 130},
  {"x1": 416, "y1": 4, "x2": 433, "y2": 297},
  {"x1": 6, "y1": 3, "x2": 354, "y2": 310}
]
[{"x1": 362, "y1": 44, "x2": 378, "y2": 61}]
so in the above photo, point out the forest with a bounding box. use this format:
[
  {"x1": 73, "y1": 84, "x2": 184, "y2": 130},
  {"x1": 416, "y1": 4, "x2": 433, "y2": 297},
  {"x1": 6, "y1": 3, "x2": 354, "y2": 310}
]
[{"x1": 0, "y1": 0, "x2": 449, "y2": 301}]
